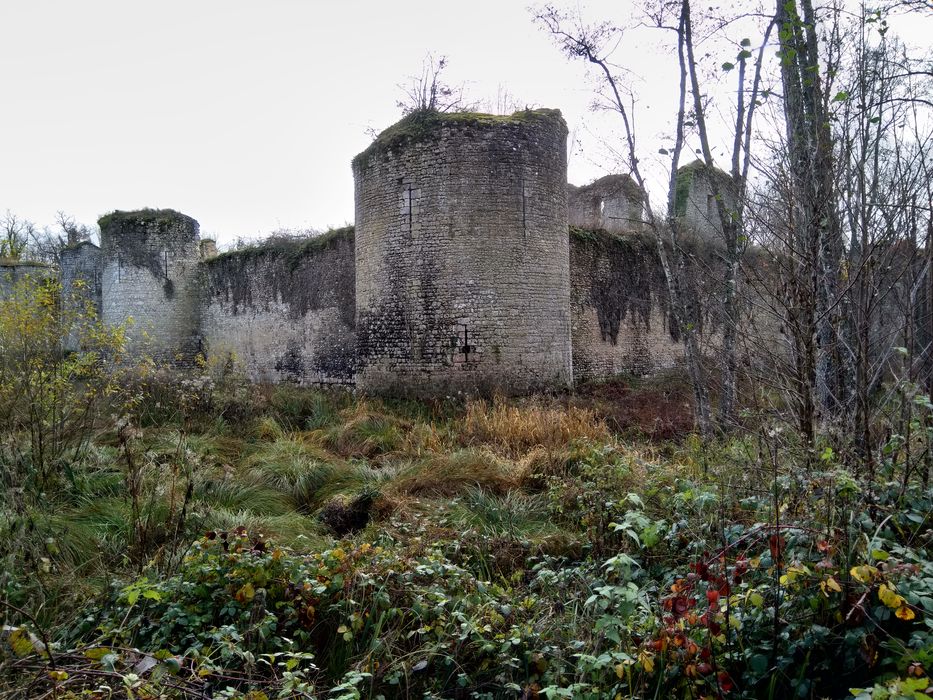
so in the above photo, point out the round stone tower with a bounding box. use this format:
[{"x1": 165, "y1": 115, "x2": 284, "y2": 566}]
[
  {"x1": 98, "y1": 209, "x2": 201, "y2": 363},
  {"x1": 352, "y1": 109, "x2": 573, "y2": 395}
]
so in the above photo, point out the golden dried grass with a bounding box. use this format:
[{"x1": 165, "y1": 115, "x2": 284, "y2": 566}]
[{"x1": 461, "y1": 398, "x2": 610, "y2": 456}]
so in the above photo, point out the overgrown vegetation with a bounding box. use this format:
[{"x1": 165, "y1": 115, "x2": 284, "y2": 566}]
[{"x1": 0, "y1": 303, "x2": 930, "y2": 697}]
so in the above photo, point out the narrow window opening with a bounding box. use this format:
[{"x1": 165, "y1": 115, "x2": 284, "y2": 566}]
[
  {"x1": 407, "y1": 183, "x2": 413, "y2": 236},
  {"x1": 521, "y1": 178, "x2": 527, "y2": 236}
]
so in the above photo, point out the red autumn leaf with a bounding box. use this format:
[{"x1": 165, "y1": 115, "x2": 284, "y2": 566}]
[
  {"x1": 718, "y1": 671, "x2": 735, "y2": 693},
  {"x1": 769, "y1": 534, "x2": 784, "y2": 562}
]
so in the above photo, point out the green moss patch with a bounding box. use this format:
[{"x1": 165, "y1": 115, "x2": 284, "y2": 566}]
[
  {"x1": 97, "y1": 208, "x2": 196, "y2": 232},
  {"x1": 205, "y1": 226, "x2": 354, "y2": 268},
  {"x1": 352, "y1": 108, "x2": 564, "y2": 170}
]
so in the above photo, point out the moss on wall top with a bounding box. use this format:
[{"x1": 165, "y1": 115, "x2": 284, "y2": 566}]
[
  {"x1": 205, "y1": 226, "x2": 355, "y2": 269},
  {"x1": 352, "y1": 108, "x2": 566, "y2": 171},
  {"x1": 98, "y1": 208, "x2": 198, "y2": 233},
  {"x1": 203, "y1": 225, "x2": 356, "y2": 326},
  {"x1": 63, "y1": 240, "x2": 100, "y2": 252},
  {"x1": 0, "y1": 258, "x2": 50, "y2": 268}
]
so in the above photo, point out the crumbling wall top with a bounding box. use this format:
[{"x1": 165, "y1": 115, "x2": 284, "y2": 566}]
[
  {"x1": 568, "y1": 174, "x2": 645, "y2": 233},
  {"x1": 352, "y1": 108, "x2": 566, "y2": 171},
  {"x1": 203, "y1": 225, "x2": 354, "y2": 268},
  {"x1": 98, "y1": 209, "x2": 199, "y2": 244}
]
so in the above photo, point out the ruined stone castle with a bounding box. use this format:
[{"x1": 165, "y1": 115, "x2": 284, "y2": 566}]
[{"x1": 4, "y1": 108, "x2": 734, "y2": 396}]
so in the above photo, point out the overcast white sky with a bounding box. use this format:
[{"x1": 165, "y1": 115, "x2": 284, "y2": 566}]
[{"x1": 1, "y1": 1, "x2": 929, "y2": 245}]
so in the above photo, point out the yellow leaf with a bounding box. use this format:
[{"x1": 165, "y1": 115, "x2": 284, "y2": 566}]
[
  {"x1": 639, "y1": 651, "x2": 655, "y2": 674},
  {"x1": 615, "y1": 663, "x2": 626, "y2": 679},
  {"x1": 825, "y1": 576, "x2": 842, "y2": 593},
  {"x1": 8, "y1": 629, "x2": 36, "y2": 657},
  {"x1": 850, "y1": 565, "x2": 879, "y2": 584},
  {"x1": 235, "y1": 582, "x2": 255, "y2": 603},
  {"x1": 896, "y1": 606, "x2": 916, "y2": 621},
  {"x1": 878, "y1": 584, "x2": 905, "y2": 610}
]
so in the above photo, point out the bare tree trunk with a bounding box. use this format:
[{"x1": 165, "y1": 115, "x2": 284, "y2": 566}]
[
  {"x1": 776, "y1": 0, "x2": 844, "y2": 439},
  {"x1": 536, "y1": 4, "x2": 714, "y2": 435}
]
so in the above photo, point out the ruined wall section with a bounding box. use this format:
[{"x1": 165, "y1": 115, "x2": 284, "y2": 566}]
[
  {"x1": 570, "y1": 229, "x2": 683, "y2": 380},
  {"x1": 569, "y1": 229, "x2": 729, "y2": 382},
  {"x1": 568, "y1": 174, "x2": 645, "y2": 233},
  {"x1": 99, "y1": 210, "x2": 201, "y2": 363},
  {"x1": 0, "y1": 261, "x2": 52, "y2": 299},
  {"x1": 353, "y1": 109, "x2": 573, "y2": 395},
  {"x1": 199, "y1": 228, "x2": 357, "y2": 385}
]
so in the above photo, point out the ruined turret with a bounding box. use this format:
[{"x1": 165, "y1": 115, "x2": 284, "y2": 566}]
[
  {"x1": 99, "y1": 209, "x2": 201, "y2": 362},
  {"x1": 675, "y1": 160, "x2": 738, "y2": 241},
  {"x1": 352, "y1": 108, "x2": 573, "y2": 395},
  {"x1": 60, "y1": 241, "x2": 103, "y2": 351}
]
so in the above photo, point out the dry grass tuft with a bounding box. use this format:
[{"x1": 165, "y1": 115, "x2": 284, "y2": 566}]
[
  {"x1": 461, "y1": 398, "x2": 610, "y2": 456},
  {"x1": 386, "y1": 448, "x2": 518, "y2": 497}
]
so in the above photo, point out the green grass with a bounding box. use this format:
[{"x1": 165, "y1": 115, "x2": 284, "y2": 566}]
[{"x1": 4, "y1": 385, "x2": 932, "y2": 699}]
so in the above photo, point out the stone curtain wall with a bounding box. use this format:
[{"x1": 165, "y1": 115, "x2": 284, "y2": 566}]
[
  {"x1": 99, "y1": 210, "x2": 202, "y2": 363},
  {"x1": 200, "y1": 228, "x2": 356, "y2": 385},
  {"x1": 352, "y1": 109, "x2": 573, "y2": 395},
  {"x1": 0, "y1": 262, "x2": 52, "y2": 299},
  {"x1": 570, "y1": 229, "x2": 685, "y2": 380}
]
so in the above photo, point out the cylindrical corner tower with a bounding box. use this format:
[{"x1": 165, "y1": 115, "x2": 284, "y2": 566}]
[
  {"x1": 352, "y1": 109, "x2": 573, "y2": 395},
  {"x1": 99, "y1": 209, "x2": 201, "y2": 363}
]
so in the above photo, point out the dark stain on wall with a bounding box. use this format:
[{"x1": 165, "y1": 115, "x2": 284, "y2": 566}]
[
  {"x1": 570, "y1": 228, "x2": 674, "y2": 344},
  {"x1": 203, "y1": 226, "x2": 355, "y2": 325},
  {"x1": 99, "y1": 209, "x2": 196, "y2": 298},
  {"x1": 200, "y1": 226, "x2": 357, "y2": 384}
]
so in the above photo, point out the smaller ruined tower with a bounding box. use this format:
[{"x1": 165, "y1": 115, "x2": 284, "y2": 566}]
[
  {"x1": 675, "y1": 160, "x2": 738, "y2": 240},
  {"x1": 60, "y1": 241, "x2": 102, "y2": 313},
  {"x1": 568, "y1": 174, "x2": 645, "y2": 233},
  {"x1": 99, "y1": 209, "x2": 201, "y2": 362}
]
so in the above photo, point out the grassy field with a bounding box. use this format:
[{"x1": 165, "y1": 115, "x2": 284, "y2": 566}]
[{"x1": 1, "y1": 373, "x2": 931, "y2": 699}]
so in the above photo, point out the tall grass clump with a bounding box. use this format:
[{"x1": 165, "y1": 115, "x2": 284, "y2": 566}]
[
  {"x1": 461, "y1": 398, "x2": 610, "y2": 456},
  {"x1": 323, "y1": 401, "x2": 410, "y2": 458},
  {"x1": 386, "y1": 447, "x2": 517, "y2": 497},
  {"x1": 244, "y1": 437, "x2": 343, "y2": 510}
]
